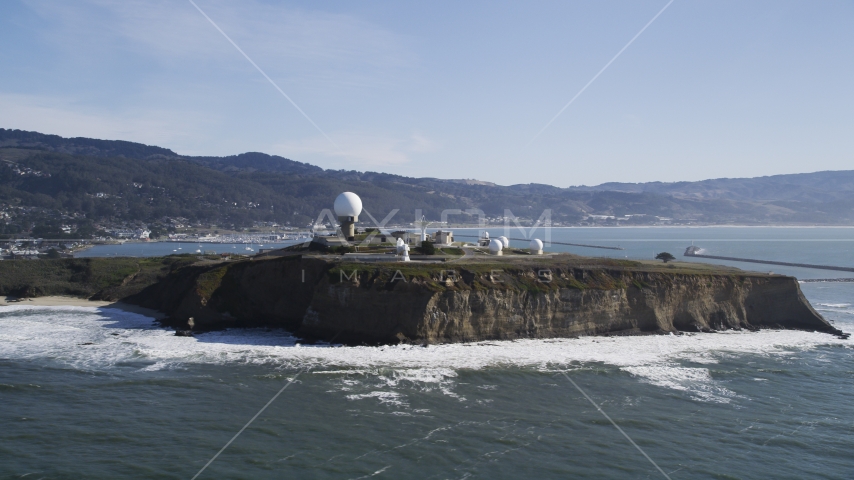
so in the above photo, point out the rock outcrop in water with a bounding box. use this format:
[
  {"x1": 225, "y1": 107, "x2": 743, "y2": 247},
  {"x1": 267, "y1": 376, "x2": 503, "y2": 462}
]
[{"x1": 121, "y1": 253, "x2": 842, "y2": 344}]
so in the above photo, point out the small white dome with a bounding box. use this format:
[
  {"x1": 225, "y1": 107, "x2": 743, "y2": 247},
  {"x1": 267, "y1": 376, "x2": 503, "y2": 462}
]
[
  {"x1": 529, "y1": 238, "x2": 543, "y2": 251},
  {"x1": 488, "y1": 238, "x2": 503, "y2": 254},
  {"x1": 334, "y1": 192, "x2": 362, "y2": 218},
  {"x1": 498, "y1": 236, "x2": 509, "y2": 248}
]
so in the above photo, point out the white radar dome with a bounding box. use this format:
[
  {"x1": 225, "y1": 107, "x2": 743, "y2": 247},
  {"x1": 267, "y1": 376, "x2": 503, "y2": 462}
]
[
  {"x1": 529, "y1": 238, "x2": 544, "y2": 253},
  {"x1": 488, "y1": 238, "x2": 503, "y2": 254},
  {"x1": 498, "y1": 236, "x2": 510, "y2": 248},
  {"x1": 334, "y1": 192, "x2": 362, "y2": 218}
]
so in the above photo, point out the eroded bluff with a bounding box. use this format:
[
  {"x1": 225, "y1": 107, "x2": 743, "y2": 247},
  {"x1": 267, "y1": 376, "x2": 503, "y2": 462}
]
[{"x1": 124, "y1": 255, "x2": 841, "y2": 344}]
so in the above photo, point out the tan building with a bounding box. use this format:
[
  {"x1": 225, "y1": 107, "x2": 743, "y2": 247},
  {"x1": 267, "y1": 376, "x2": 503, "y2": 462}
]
[{"x1": 434, "y1": 230, "x2": 454, "y2": 245}]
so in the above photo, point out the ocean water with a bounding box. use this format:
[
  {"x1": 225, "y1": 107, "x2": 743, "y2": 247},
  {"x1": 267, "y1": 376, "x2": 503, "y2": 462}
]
[
  {"x1": 475, "y1": 226, "x2": 854, "y2": 280},
  {"x1": 2, "y1": 227, "x2": 853, "y2": 479},
  {"x1": 75, "y1": 241, "x2": 302, "y2": 258}
]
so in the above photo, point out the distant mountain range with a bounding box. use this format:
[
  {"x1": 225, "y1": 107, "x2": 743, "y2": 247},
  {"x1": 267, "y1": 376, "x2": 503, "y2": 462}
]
[
  {"x1": 570, "y1": 172, "x2": 854, "y2": 204},
  {"x1": 2, "y1": 128, "x2": 853, "y2": 238}
]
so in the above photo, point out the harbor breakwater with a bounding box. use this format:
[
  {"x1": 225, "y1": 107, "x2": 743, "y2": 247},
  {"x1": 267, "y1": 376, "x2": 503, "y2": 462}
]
[{"x1": 684, "y1": 246, "x2": 854, "y2": 273}]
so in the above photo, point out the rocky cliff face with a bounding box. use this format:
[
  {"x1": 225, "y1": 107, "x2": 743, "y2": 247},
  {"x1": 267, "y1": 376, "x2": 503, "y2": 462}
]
[{"x1": 124, "y1": 255, "x2": 841, "y2": 344}]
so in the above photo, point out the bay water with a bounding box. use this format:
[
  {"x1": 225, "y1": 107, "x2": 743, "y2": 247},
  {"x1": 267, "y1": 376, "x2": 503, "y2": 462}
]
[{"x1": 2, "y1": 227, "x2": 853, "y2": 479}]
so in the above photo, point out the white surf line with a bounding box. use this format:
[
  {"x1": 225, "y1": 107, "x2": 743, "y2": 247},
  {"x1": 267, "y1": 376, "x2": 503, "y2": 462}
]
[
  {"x1": 187, "y1": 0, "x2": 337, "y2": 147},
  {"x1": 529, "y1": 0, "x2": 675, "y2": 144},
  {"x1": 561, "y1": 372, "x2": 672, "y2": 480},
  {"x1": 191, "y1": 369, "x2": 306, "y2": 480}
]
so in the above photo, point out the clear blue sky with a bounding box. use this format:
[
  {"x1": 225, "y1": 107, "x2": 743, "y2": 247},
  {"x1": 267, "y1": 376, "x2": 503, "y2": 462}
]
[{"x1": 1, "y1": 0, "x2": 852, "y2": 186}]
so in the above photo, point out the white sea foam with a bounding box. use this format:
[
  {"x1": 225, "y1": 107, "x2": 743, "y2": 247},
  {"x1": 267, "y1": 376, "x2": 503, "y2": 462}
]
[
  {"x1": 817, "y1": 303, "x2": 851, "y2": 308},
  {"x1": 346, "y1": 391, "x2": 408, "y2": 407},
  {"x1": 622, "y1": 365, "x2": 738, "y2": 403},
  {"x1": 1, "y1": 305, "x2": 850, "y2": 404}
]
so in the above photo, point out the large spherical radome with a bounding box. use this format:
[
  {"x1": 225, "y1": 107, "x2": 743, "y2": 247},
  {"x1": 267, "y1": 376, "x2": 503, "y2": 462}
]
[
  {"x1": 498, "y1": 236, "x2": 510, "y2": 248},
  {"x1": 334, "y1": 192, "x2": 362, "y2": 218},
  {"x1": 488, "y1": 238, "x2": 503, "y2": 253},
  {"x1": 529, "y1": 238, "x2": 544, "y2": 251}
]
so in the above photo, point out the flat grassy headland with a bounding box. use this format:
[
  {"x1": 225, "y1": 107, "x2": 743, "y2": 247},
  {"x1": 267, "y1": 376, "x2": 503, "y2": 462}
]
[
  {"x1": 0, "y1": 250, "x2": 756, "y2": 302},
  {"x1": 0, "y1": 255, "x2": 209, "y2": 300}
]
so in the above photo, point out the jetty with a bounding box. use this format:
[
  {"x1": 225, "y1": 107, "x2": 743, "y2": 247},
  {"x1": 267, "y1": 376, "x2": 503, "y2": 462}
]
[
  {"x1": 799, "y1": 278, "x2": 854, "y2": 283},
  {"x1": 684, "y1": 246, "x2": 854, "y2": 273}
]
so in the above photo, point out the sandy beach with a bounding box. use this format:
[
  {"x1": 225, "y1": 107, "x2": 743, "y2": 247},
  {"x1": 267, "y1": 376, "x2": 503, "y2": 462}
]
[{"x1": 0, "y1": 296, "x2": 166, "y2": 319}]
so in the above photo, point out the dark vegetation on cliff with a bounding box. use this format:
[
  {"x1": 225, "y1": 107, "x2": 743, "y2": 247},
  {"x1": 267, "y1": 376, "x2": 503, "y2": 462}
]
[
  {"x1": 0, "y1": 255, "x2": 203, "y2": 299},
  {"x1": 4, "y1": 128, "x2": 854, "y2": 238}
]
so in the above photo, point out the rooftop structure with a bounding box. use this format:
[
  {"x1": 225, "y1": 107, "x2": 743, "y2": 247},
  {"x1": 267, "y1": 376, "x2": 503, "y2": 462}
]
[{"x1": 434, "y1": 230, "x2": 454, "y2": 245}]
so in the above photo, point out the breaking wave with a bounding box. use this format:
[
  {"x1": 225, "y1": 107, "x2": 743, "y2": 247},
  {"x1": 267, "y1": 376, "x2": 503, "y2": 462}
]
[{"x1": 1, "y1": 305, "x2": 850, "y2": 404}]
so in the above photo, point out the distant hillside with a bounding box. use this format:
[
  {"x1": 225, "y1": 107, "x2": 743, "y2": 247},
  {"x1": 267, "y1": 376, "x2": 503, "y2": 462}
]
[
  {"x1": 0, "y1": 128, "x2": 322, "y2": 176},
  {"x1": 571, "y1": 170, "x2": 854, "y2": 203},
  {"x1": 0, "y1": 128, "x2": 178, "y2": 159},
  {"x1": 2, "y1": 128, "x2": 854, "y2": 238}
]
